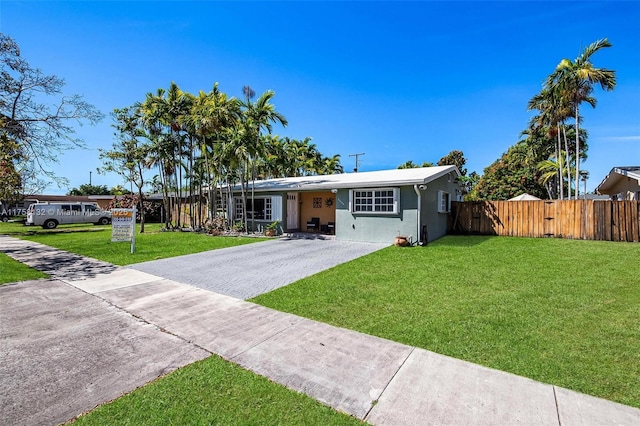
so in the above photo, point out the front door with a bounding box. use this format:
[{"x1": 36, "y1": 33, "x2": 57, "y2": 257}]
[{"x1": 286, "y1": 193, "x2": 298, "y2": 230}]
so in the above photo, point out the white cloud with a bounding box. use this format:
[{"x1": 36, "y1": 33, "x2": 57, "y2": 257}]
[{"x1": 600, "y1": 136, "x2": 640, "y2": 142}]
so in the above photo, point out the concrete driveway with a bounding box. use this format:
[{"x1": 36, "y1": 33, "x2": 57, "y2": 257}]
[{"x1": 128, "y1": 237, "x2": 388, "y2": 299}]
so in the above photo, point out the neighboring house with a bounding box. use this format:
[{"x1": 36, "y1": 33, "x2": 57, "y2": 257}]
[
  {"x1": 1, "y1": 194, "x2": 123, "y2": 215},
  {"x1": 595, "y1": 167, "x2": 640, "y2": 200},
  {"x1": 18, "y1": 195, "x2": 95, "y2": 212},
  {"x1": 222, "y1": 166, "x2": 463, "y2": 244},
  {"x1": 87, "y1": 195, "x2": 118, "y2": 209}
]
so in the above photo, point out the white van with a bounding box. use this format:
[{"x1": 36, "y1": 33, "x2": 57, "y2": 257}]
[{"x1": 26, "y1": 202, "x2": 112, "y2": 229}]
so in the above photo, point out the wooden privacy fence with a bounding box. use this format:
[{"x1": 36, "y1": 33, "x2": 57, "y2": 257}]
[{"x1": 450, "y1": 200, "x2": 640, "y2": 242}]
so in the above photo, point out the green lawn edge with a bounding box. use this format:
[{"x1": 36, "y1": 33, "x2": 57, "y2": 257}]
[
  {"x1": 0, "y1": 253, "x2": 48, "y2": 284},
  {"x1": 73, "y1": 355, "x2": 362, "y2": 425},
  {"x1": 1, "y1": 222, "x2": 269, "y2": 266}
]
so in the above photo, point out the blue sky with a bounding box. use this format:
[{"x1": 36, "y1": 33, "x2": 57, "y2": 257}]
[{"x1": 2, "y1": 1, "x2": 639, "y2": 194}]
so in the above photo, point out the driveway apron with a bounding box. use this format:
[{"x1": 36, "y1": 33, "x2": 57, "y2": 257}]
[{"x1": 128, "y1": 238, "x2": 388, "y2": 299}]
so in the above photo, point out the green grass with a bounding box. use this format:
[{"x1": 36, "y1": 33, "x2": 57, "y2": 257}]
[
  {"x1": 251, "y1": 235, "x2": 640, "y2": 409},
  {"x1": 73, "y1": 354, "x2": 362, "y2": 425},
  {"x1": 1, "y1": 222, "x2": 267, "y2": 266},
  {"x1": 0, "y1": 253, "x2": 48, "y2": 284}
]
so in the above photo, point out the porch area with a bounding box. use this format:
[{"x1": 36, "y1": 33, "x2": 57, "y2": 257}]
[{"x1": 287, "y1": 191, "x2": 337, "y2": 235}]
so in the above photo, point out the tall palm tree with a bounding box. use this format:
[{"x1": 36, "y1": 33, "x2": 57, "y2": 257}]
[
  {"x1": 241, "y1": 89, "x2": 287, "y2": 231},
  {"x1": 547, "y1": 39, "x2": 616, "y2": 198},
  {"x1": 528, "y1": 88, "x2": 570, "y2": 198},
  {"x1": 186, "y1": 84, "x2": 240, "y2": 222},
  {"x1": 140, "y1": 89, "x2": 173, "y2": 226},
  {"x1": 139, "y1": 83, "x2": 192, "y2": 228}
]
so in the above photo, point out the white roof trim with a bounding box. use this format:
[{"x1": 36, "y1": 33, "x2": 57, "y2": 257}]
[
  {"x1": 595, "y1": 166, "x2": 640, "y2": 193},
  {"x1": 225, "y1": 166, "x2": 461, "y2": 193}
]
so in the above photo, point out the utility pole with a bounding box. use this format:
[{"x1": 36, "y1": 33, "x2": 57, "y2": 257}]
[
  {"x1": 349, "y1": 153, "x2": 365, "y2": 172},
  {"x1": 89, "y1": 171, "x2": 92, "y2": 185}
]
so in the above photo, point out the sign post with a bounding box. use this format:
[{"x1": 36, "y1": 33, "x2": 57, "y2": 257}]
[{"x1": 111, "y1": 207, "x2": 136, "y2": 254}]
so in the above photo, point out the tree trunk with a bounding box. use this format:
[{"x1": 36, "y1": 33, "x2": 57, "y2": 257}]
[
  {"x1": 160, "y1": 160, "x2": 171, "y2": 228},
  {"x1": 176, "y1": 148, "x2": 182, "y2": 228},
  {"x1": 563, "y1": 126, "x2": 571, "y2": 200},
  {"x1": 574, "y1": 106, "x2": 580, "y2": 199},
  {"x1": 188, "y1": 136, "x2": 195, "y2": 228},
  {"x1": 136, "y1": 162, "x2": 146, "y2": 234},
  {"x1": 250, "y1": 157, "x2": 256, "y2": 233},
  {"x1": 556, "y1": 121, "x2": 563, "y2": 200},
  {"x1": 239, "y1": 163, "x2": 248, "y2": 232}
]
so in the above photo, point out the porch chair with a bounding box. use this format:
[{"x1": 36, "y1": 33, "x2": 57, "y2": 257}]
[
  {"x1": 327, "y1": 221, "x2": 335, "y2": 235},
  {"x1": 306, "y1": 217, "x2": 320, "y2": 233}
]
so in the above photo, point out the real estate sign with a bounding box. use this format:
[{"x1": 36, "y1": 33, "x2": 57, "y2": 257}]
[{"x1": 111, "y1": 208, "x2": 136, "y2": 253}]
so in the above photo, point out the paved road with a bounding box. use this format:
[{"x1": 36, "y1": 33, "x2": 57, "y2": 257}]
[{"x1": 128, "y1": 237, "x2": 388, "y2": 299}]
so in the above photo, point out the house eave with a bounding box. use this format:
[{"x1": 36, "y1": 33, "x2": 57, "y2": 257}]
[
  {"x1": 221, "y1": 166, "x2": 461, "y2": 194},
  {"x1": 595, "y1": 166, "x2": 640, "y2": 194}
]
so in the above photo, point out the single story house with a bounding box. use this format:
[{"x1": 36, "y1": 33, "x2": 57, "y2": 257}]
[
  {"x1": 221, "y1": 166, "x2": 463, "y2": 244},
  {"x1": 595, "y1": 167, "x2": 640, "y2": 200}
]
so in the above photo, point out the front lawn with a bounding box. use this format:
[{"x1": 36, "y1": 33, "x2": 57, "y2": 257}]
[
  {"x1": 0, "y1": 253, "x2": 48, "y2": 284},
  {"x1": 73, "y1": 354, "x2": 362, "y2": 425},
  {"x1": 1, "y1": 222, "x2": 267, "y2": 265},
  {"x1": 251, "y1": 235, "x2": 640, "y2": 409}
]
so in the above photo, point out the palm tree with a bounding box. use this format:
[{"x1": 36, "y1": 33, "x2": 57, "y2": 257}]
[
  {"x1": 139, "y1": 83, "x2": 192, "y2": 228},
  {"x1": 241, "y1": 89, "x2": 287, "y2": 231},
  {"x1": 319, "y1": 154, "x2": 344, "y2": 175},
  {"x1": 140, "y1": 89, "x2": 173, "y2": 226},
  {"x1": 547, "y1": 39, "x2": 616, "y2": 198},
  {"x1": 398, "y1": 160, "x2": 418, "y2": 169},
  {"x1": 186, "y1": 84, "x2": 240, "y2": 222},
  {"x1": 528, "y1": 87, "x2": 570, "y2": 198},
  {"x1": 537, "y1": 151, "x2": 575, "y2": 199}
]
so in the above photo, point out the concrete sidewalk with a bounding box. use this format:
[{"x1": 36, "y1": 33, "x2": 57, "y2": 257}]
[{"x1": 2, "y1": 235, "x2": 640, "y2": 425}]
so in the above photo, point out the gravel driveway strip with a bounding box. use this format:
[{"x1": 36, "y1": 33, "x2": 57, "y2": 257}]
[{"x1": 128, "y1": 238, "x2": 388, "y2": 299}]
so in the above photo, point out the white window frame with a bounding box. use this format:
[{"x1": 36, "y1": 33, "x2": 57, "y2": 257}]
[
  {"x1": 438, "y1": 190, "x2": 451, "y2": 213},
  {"x1": 349, "y1": 188, "x2": 399, "y2": 215},
  {"x1": 234, "y1": 196, "x2": 281, "y2": 221}
]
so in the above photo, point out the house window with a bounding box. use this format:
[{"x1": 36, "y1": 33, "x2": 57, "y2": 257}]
[
  {"x1": 350, "y1": 188, "x2": 399, "y2": 214},
  {"x1": 215, "y1": 194, "x2": 228, "y2": 215},
  {"x1": 438, "y1": 190, "x2": 450, "y2": 213},
  {"x1": 235, "y1": 197, "x2": 273, "y2": 220}
]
